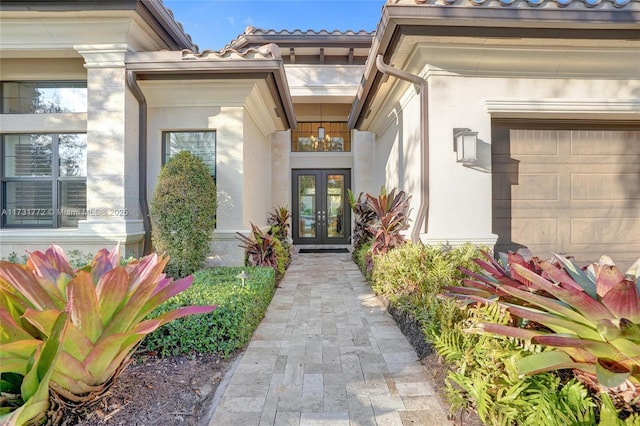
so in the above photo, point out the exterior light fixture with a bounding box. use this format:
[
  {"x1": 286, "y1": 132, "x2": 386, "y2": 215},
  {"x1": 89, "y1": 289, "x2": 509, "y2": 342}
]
[
  {"x1": 453, "y1": 128, "x2": 479, "y2": 165},
  {"x1": 236, "y1": 270, "x2": 250, "y2": 287}
]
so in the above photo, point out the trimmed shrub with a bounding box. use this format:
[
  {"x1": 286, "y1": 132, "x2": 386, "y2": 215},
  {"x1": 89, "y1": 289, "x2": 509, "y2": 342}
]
[
  {"x1": 141, "y1": 266, "x2": 276, "y2": 357},
  {"x1": 370, "y1": 242, "x2": 483, "y2": 336},
  {"x1": 150, "y1": 151, "x2": 217, "y2": 278}
]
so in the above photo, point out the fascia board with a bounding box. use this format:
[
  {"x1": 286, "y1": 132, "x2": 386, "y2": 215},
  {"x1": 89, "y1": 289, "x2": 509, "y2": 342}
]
[{"x1": 348, "y1": 3, "x2": 640, "y2": 130}]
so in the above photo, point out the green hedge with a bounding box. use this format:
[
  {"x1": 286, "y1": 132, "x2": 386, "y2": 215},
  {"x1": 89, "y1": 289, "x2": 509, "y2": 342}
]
[{"x1": 141, "y1": 266, "x2": 275, "y2": 357}]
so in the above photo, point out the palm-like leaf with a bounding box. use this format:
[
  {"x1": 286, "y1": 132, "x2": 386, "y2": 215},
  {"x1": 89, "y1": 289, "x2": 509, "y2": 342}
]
[
  {"x1": 442, "y1": 251, "x2": 640, "y2": 391},
  {"x1": 0, "y1": 244, "x2": 216, "y2": 420}
]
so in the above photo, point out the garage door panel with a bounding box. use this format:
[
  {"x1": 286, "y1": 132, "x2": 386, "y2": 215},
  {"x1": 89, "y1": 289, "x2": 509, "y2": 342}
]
[
  {"x1": 570, "y1": 130, "x2": 640, "y2": 156},
  {"x1": 572, "y1": 173, "x2": 640, "y2": 201},
  {"x1": 572, "y1": 218, "x2": 640, "y2": 245},
  {"x1": 492, "y1": 125, "x2": 640, "y2": 269}
]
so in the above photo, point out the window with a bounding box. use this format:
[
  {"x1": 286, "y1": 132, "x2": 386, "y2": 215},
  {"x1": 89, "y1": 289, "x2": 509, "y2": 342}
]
[
  {"x1": 291, "y1": 122, "x2": 351, "y2": 152},
  {"x1": 1, "y1": 81, "x2": 87, "y2": 114},
  {"x1": 163, "y1": 131, "x2": 216, "y2": 179},
  {"x1": 1, "y1": 134, "x2": 87, "y2": 227}
]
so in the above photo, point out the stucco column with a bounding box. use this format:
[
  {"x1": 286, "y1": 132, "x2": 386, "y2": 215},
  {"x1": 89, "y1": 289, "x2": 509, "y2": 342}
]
[
  {"x1": 420, "y1": 74, "x2": 498, "y2": 248},
  {"x1": 271, "y1": 130, "x2": 291, "y2": 211},
  {"x1": 74, "y1": 44, "x2": 144, "y2": 253},
  {"x1": 352, "y1": 129, "x2": 374, "y2": 198},
  {"x1": 208, "y1": 106, "x2": 245, "y2": 266}
]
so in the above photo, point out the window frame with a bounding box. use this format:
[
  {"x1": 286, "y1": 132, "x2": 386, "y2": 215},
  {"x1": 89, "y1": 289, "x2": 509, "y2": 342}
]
[
  {"x1": 291, "y1": 121, "x2": 351, "y2": 153},
  {"x1": 161, "y1": 130, "x2": 217, "y2": 180},
  {"x1": 1, "y1": 81, "x2": 88, "y2": 114},
  {"x1": 1, "y1": 133, "x2": 87, "y2": 228}
]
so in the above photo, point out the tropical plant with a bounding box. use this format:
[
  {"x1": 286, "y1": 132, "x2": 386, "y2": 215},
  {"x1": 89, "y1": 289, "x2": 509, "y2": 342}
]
[
  {"x1": 365, "y1": 187, "x2": 412, "y2": 256},
  {"x1": 237, "y1": 223, "x2": 287, "y2": 280},
  {"x1": 267, "y1": 205, "x2": 291, "y2": 242},
  {"x1": 443, "y1": 251, "x2": 640, "y2": 412},
  {"x1": 150, "y1": 150, "x2": 217, "y2": 278},
  {"x1": 0, "y1": 311, "x2": 68, "y2": 425},
  {"x1": 0, "y1": 244, "x2": 216, "y2": 423},
  {"x1": 347, "y1": 189, "x2": 375, "y2": 250}
]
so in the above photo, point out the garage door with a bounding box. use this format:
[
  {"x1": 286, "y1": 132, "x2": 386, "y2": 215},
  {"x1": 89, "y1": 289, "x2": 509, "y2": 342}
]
[{"x1": 492, "y1": 123, "x2": 640, "y2": 270}]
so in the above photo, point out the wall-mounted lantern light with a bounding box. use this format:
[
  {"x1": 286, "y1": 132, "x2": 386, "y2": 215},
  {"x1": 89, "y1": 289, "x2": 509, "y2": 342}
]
[{"x1": 453, "y1": 128, "x2": 479, "y2": 165}]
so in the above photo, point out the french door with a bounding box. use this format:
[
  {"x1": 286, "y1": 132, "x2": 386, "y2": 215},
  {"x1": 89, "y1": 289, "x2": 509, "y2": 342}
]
[{"x1": 292, "y1": 169, "x2": 351, "y2": 245}]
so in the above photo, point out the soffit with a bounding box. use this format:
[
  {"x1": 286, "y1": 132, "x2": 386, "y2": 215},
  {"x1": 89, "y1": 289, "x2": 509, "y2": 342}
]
[
  {"x1": 349, "y1": 1, "x2": 640, "y2": 129},
  {"x1": 128, "y1": 45, "x2": 297, "y2": 129}
]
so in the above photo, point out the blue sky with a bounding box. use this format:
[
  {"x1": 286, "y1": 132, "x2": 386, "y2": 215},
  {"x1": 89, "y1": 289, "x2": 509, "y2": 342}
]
[{"x1": 163, "y1": 0, "x2": 385, "y2": 50}]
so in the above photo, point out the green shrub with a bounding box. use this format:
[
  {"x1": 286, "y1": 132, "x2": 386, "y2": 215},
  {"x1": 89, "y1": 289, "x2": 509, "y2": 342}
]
[
  {"x1": 141, "y1": 266, "x2": 275, "y2": 357},
  {"x1": 369, "y1": 243, "x2": 483, "y2": 337},
  {"x1": 353, "y1": 240, "x2": 372, "y2": 279},
  {"x1": 150, "y1": 151, "x2": 217, "y2": 278}
]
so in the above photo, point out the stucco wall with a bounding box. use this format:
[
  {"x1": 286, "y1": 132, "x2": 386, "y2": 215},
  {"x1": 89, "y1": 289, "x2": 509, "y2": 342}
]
[
  {"x1": 373, "y1": 90, "x2": 424, "y2": 240},
  {"x1": 243, "y1": 110, "x2": 272, "y2": 227},
  {"x1": 371, "y1": 66, "x2": 639, "y2": 247}
]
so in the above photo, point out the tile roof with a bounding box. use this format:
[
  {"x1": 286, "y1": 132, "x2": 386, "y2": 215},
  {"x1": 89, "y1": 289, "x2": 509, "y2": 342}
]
[
  {"x1": 410, "y1": 0, "x2": 637, "y2": 7},
  {"x1": 222, "y1": 26, "x2": 375, "y2": 51},
  {"x1": 182, "y1": 43, "x2": 282, "y2": 60}
]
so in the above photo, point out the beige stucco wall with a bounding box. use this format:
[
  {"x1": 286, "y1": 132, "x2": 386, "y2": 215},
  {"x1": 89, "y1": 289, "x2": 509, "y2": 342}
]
[
  {"x1": 243, "y1": 110, "x2": 272, "y2": 227},
  {"x1": 369, "y1": 63, "x2": 639, "y2": 248},
  {"x1": 0, "y1": 50, "x2": 145, "y2": 259}
]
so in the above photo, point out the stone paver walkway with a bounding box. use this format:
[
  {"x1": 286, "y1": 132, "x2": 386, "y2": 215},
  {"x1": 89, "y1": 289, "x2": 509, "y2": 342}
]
[{"x1": 208, "y1": 252, "x2": 452, "y2": 426}]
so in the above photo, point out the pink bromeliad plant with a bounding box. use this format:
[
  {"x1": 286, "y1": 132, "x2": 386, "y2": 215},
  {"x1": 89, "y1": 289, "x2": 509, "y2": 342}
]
[
  {"x1": 0, "y1": 244, "x2": 216, "y2": 424},
  {"x1": 441, "y1": 250, "x2": 640, "y2": 410}
]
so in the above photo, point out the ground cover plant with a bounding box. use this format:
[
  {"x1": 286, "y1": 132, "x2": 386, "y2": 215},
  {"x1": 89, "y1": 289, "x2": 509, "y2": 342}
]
[
  {"x1": 358, "y1": 240, "x2": 640, "y2": 425},
  {"x1": 0, "y1": 244, "x2": 215, "y2": 424},
  {"x1": 442, "y1": 250, "x2": 640, "y2": 421},
  {"x1": 141, "y1": 266, "x2": 276, "y2": 357}
]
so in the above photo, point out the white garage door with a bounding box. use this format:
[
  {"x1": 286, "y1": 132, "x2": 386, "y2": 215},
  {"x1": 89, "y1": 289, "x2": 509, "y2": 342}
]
[{"x1": 492, "y1": 124, "x2": 640, "y2": 270}]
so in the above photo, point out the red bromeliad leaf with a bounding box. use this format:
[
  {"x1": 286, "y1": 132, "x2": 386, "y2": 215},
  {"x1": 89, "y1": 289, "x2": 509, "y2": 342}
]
[
  {"x1": 552, "y1": 254, "x2": 598, "y2": 299},
  {"x1": 0, "y1": 307, "x2": 34, "y2": 342},
  {"x1": 596, "y1": 358, "x2": 632, "y2": 388},
  {"x1": 498, "y1": 284, "x2": 595, "y2": 328},
  {"x1": 476, "y1": 322, "x2": 544, "y2": 341},
  {"x1": 600, "y1": 280, "x2": 640, "y2": 323},
  {"x1": 511, "y1": 263, "x2": 615, "y2": 322},
  {"x1": 532, "y1": 335, "x2": 622, "y2": 360},
  {"x1": 22, "y1": 309, "x2": 61, "y2": 338},
  {"x1": 134, "y1": 305, "x2": 216, "y2": 334},
  {"x1": 597, "y1": 265, "x2": 627, "y2": 298},
  {"x1": 517, "y1": 350, "x2": 594, "y2": 377},
  {"x1": 67, "y1": 271, "x2": 103, "y2": 343},
  {"x1": 0, "y1": 262, "x2": 60, "y2": 310},
  {"x1": 537, "y1": 260, "x2": 583, "y2": 292},
  {"x1": 95, "y1": 267, "x2": 129, "y2": 327},
  {"x1": 505, "y1": 305, "x2": 601, "y2": 341},
  {"x1": 27, "y1": 245, "x2": 73, "y2": 283},
  {"x1": 143, "y1": 275, "x2": 195, "y2": 317}
]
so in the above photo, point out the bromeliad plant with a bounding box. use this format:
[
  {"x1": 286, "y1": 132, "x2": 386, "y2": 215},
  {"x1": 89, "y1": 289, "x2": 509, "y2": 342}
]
[
  {"x1": 442, "y1": 251, "x2": 640, "y2": 410},
  {"x1": 0, "y1": 244, "x2": 216, "y2": 423},
  {"x1": 365, "y1": 187, "x2": 412, "y2": 256}
]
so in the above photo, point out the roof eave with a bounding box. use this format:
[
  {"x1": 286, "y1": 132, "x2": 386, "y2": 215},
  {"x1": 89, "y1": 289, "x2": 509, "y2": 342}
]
[
  {"x1": 348, "y1": 4, "x2": 640, "y2": 130},
  {"x1": 127, "y1": 56, "x2": 297, "y2": 130}
]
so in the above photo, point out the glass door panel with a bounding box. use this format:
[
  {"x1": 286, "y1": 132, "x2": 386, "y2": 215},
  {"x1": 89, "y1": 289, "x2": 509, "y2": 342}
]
[
  {"x1": 298, "y1": 174, "x2": 317, "y2": 238},
  {"x1": 292, "y1": 169, "x2": 351, "y2": 245},
  {"x1": 326, "y1": 174, "x2": 345, "y2": 238}
]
